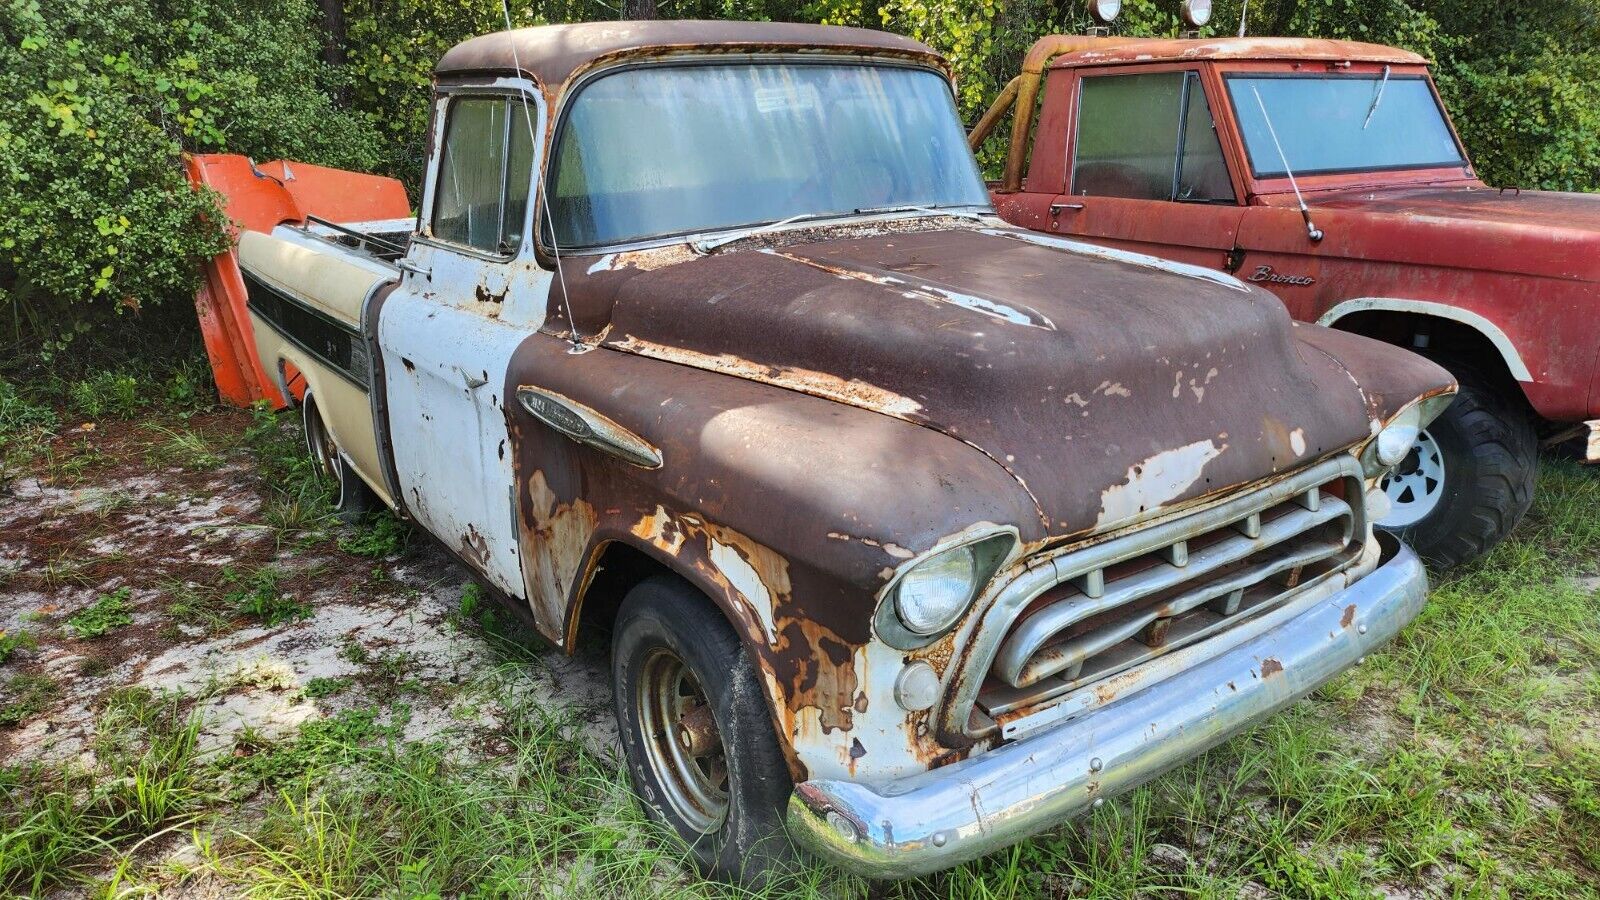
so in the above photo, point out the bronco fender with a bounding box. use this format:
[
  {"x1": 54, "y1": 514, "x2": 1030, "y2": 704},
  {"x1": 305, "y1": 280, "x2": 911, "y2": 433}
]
[
  {"x1": 502, "y1": 336, "x2": 1044, "y2": 783},
  {"x1": 1317, "y1": 298, "x2": 1533, "y2": 383}
]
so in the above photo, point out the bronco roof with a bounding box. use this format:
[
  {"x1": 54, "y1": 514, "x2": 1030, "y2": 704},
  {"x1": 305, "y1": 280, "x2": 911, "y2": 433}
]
[
  {"x1": 436, "y1": 20, "x2": 943, "y2": 87},
  {"x1": 1047, "y1": 36, "x2": 1427, "y2": 70}
]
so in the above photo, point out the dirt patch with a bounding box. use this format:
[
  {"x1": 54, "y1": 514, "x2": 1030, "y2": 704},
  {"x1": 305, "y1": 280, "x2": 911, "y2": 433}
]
[{"x1": 0, "y1": 408, "x2": 615, "y2": 769}]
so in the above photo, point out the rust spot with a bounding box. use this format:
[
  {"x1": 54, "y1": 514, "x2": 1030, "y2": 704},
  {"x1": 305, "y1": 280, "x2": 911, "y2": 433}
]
[
  {"x1": 459, "y1": 525, "x2": 491, "y2": 568},
  {"x1": 522, "y1": 471, "x2": 600, "y2": 632},
  {"x1": 848, "y1": 737, "x2": 866, "y2": 759},
  {"x1": 1261, "y1": 657, "x2": 1283, "y2": 678},
  {"x1": 1340, "y1": 603, "x2": 1357, "y2": 629},
  {"x1": 401, "y1": 357, "x2": 416, "y2": 372}
]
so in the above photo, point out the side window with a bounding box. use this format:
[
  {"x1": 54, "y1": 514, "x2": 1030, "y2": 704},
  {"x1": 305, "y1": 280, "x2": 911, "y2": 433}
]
[
  {"x1": 1073, "y1": 71, "x2": 1234, "y2": 203},
  {"x1": 1178, "y1": 76, "x2": 1234, "y2": 202},
  {"x1": 430, "y1": 97, "x2": 536, "y2": 254}
]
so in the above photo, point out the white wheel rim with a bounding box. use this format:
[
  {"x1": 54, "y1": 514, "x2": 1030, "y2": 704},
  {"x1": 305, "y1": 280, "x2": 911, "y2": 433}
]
[{"x1": 1378, "y1": 427, "x2": 1445, "y2": 528}]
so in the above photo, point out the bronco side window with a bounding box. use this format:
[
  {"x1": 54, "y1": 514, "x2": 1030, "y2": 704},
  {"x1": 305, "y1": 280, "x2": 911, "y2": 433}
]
[
  {"x1": 1073, "y1": 71, "x2": 1234, "y2": 203},
  {"x1": 430, "y1": 96, "x2": 535, "y2": 255}
]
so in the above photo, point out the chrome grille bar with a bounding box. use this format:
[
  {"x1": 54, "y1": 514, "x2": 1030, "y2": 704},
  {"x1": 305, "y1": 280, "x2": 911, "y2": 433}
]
[{"x1": 994, "y1": 496, "x2": 1353, "y2": 687}]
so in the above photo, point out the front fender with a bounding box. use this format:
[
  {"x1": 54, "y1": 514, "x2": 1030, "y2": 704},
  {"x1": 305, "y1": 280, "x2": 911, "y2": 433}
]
[{"x1": 504, "y1": 335, "x2": 1042, "y2": 782}]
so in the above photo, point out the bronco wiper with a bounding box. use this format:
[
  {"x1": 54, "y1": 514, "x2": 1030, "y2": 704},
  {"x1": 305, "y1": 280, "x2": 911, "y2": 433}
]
[
  {"x1": 691, "y1": 213, "x2": 827, "y2": 254},
  {"x1": 853, "y1": 203, "x2": 985, "y2": 221},
  {"x1": 1363, "y1": 64, "x2": 1391, "y2": 130}
]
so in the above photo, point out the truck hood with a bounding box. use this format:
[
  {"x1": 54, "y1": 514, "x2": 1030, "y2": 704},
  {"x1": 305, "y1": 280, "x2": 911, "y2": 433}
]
[
  {"x1": 567, "y1": 224, "x2": 1441, "y2": 539},
  {"x1": 1298, "y1": 184, "x2": 1600, "y2": 282}
]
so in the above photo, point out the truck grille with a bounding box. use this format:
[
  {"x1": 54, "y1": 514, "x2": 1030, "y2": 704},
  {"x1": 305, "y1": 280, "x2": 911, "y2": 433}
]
[{"x1": 973, "y1": 456, "x2": 1366, "y2": 721}]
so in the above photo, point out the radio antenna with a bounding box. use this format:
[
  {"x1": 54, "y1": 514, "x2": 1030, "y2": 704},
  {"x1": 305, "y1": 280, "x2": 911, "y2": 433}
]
[
  {"x1": 502, "y1": 1, "x2": 587, "y2": 353},
  {"x1": 1237, "y1": 0, "x2": 1249, "y2": 37}
]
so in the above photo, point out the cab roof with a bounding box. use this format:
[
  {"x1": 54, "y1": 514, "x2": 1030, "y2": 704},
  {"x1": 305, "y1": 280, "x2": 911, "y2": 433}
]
[
  {"x1": 1047, "y1": 36, "x2": 1427, "y2": 70},
  {"x1": 436, "y1": 20, "x2": 944, "y2": 88}
]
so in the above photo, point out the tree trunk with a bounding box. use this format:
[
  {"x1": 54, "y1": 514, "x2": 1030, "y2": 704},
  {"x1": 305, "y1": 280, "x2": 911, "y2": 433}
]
[
  {"x1": 622, "y1": 0, "x2": 658, "y2": 19},
  {"x1": 317, "y1": 0, "x2": 347, "y2": 68}
]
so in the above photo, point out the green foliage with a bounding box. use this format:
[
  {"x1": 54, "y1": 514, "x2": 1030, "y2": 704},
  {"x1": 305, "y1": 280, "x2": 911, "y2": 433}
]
[
  {"x1": 221, "y1": 566, "x2": 310, "y2": 625},
  {"x1": 338, "y1": 510, "x2": 412, "y2": 558},
  {"x1": 0, "y1": 0, "x2": 386, "y2": 361},
  {"x1": 64, "y1": 587, "x2": 134, "y2": 639},
  {"x1": 0, "y1": 673, "x2": 59, "y2": 725},
  {"x1": 0, "y1": 630, "x2": 37, "y2": 666}
]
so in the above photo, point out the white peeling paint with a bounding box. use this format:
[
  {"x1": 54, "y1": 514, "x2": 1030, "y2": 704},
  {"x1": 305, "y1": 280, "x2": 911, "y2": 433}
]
[
  {"x1": 921, "y1": 286, "x2": 1056, "y2": 330},
  {"x1": 1096, "y1": 439, "x2": 1228, "y2": 530},
  {"x1": 586, "y1": 253, "x2": 616, "y2": 274},
  {"x1": 709, "y1": 539, "x2": 778, "y2": 643},
  {"x1": 1290, "y1": 428, "x2": 1308, "y2": 456}
]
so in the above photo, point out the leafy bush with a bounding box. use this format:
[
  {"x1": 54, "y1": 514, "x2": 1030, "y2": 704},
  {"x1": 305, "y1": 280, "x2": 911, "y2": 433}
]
[{"x1": 0, "y1": 0, "x2": 386, "y2": 364}]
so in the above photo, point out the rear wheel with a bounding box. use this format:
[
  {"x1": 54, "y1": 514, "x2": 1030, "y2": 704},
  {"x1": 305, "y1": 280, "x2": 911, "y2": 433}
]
[
  {"x1": 302, "y1": 395, "x2": 373, "y2": 520},
  {"x1": 1376, "y1": 363, "x2": 1536, "y2": 568},
  {"x1": 611, "y1": 576, "x2": 794, "y2": 884}
]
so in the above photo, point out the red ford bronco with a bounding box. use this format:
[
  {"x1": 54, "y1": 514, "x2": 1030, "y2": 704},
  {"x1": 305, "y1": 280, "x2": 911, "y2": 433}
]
[{"x1": 975, "y1": 30, "x2": 1600, "y2": 567}]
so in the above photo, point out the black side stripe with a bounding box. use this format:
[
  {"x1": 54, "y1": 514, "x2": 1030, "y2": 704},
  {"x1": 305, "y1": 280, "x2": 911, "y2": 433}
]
[{"x1": 243, "y1": 270, "x2": 371, "y2": 390}]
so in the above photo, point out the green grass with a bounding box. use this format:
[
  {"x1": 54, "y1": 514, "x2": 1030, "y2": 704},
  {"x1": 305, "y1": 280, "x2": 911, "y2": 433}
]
[
  {"x1": 221, "y1": 566, "x2": 310, "y2": 626},
  {"x1": 0, "y1": 630, "x2": 36, "y2": 665},
  {"x1": 0, "y1": 673, "x2": 61, "y2": 726},
  {"x1": 0, "y1": 690, "x2": 209, "y2": 895},
  {"x1": 65, "y1": 587, "x2": 134, "y2": 638}
]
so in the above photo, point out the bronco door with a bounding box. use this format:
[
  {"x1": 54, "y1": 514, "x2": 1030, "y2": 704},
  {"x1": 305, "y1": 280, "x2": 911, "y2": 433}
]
[
  {"x1": 1053, "y1": 66, "x2": 1244, "y2": 270},
  {"x1": 379, "y1": 81, "x2": 552, "y2": 599}
]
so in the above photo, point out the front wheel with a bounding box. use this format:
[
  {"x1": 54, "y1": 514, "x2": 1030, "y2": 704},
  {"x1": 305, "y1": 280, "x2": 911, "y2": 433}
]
[
  {"x1": 611, "y1": 576, "x2": 794, "y2": 884},
  {"x1": 1376, "y1": 366, "x2": 1536, "y2": 568}
]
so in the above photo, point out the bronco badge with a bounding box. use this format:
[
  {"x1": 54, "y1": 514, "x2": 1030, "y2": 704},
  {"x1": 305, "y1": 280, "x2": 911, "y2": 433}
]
[{"x1": 1248, "y1": 265, "x2": 1316, "y2": 286}]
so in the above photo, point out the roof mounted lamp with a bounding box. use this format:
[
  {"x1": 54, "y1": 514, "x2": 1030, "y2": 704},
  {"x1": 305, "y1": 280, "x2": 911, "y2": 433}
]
[
  {"x1": 1180, "y1": 0, "x2": 1212, "y2": 36},
  {"x1": 1087, "y1": 0, "x2": 1120, "y2": 35}
]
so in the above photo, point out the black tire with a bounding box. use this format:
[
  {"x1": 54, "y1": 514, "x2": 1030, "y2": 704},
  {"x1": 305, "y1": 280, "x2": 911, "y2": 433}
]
[
  {"x1": 302, "y1": 395, "x2": 374, "y2": 522},
  {"x1": 611, "y1": 576, "x2": 795, "y2": 884},
  {"x1": 1377, "y1": 362, "x2": 1536, "y2": 568}
]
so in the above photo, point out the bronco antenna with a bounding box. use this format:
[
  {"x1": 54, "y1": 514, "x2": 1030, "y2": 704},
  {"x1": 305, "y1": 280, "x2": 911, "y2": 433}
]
[
  {"x1": 1237, "y1": 0, "x2": 1248, "y2": 37},
  {"x1": 1249, "y1": 85, "x2": 1323, "y2": 243},
  {"x1": 502, "y1": 0, "x2": 587, "y2": 354}
]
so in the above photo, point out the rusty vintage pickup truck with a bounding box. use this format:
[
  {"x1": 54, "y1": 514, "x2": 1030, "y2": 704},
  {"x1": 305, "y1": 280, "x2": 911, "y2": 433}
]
[
  {"x1": 973, "y1": 25, "x2": 1600, "y2": 568},
  {"x1": 192, "y1": 20, "x2": 1455, "y2": 882}
]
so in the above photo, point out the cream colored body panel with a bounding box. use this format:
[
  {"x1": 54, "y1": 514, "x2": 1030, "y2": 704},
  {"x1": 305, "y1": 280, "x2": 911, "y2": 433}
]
[{"x1": 238, "y1": 228, "x2": 397, "y2": 509}]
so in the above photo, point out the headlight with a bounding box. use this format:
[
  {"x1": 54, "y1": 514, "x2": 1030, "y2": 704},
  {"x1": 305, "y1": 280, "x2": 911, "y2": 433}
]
[
  {"x1": 1180, "y1": 0, "x2": 1212, "y2": 27},
  {"x1": 1088, "y1": 0, "x2": 1121, "y2": 25},
  {"x1": 1362, "y1": 392, "x2": 1455, "y2": 475},
  {"x1": 1375, "y1": 405, "x2": 1423, "y2": 467},
  {"x1": 895, "y1": 545, "x2": 978, "y2": 635},
  {"x1": 875, "y1": 530, "x2": 1016, "y2": 649}
]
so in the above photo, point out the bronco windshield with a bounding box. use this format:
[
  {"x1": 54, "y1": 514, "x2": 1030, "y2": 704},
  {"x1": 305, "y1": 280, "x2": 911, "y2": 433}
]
[
  {"x1": 547, "y1": 62, "x2": 990, "y2": 249},
  {"x1": 1225, "y1": 74, "x2": 1465, "y2": 178}
]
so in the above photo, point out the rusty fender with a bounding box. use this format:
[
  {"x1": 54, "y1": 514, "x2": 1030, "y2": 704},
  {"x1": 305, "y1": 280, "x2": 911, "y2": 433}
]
[{"x1": 502, "y1": 336, "x2": 1042, "y2": 783}]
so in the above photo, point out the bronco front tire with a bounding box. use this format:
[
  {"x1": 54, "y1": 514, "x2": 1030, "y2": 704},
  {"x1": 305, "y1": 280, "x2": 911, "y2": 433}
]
[
  {"x1": 1376, "y1": 364, "x2": 1536, "y2": 568},
  {"x1": 612, "y1": 576, "x2": 795, "y2": 884}
]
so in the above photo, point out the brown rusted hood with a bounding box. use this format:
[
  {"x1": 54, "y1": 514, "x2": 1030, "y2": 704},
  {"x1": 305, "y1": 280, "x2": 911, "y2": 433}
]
[{"x1": 576, "y1": 224, "x2": 1446, "y2": 539}]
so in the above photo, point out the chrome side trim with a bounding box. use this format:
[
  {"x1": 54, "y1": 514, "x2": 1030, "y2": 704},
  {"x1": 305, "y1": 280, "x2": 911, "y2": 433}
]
[
  {"x1": 941, "y1": 453, "x2": 1365, "y2": 738},
  {"x1": 788, "y1": 534, "x2": 1426, "y2": 879},
  {"x1": 515, "y1": 384, "x2": 663, "y2": 469}
]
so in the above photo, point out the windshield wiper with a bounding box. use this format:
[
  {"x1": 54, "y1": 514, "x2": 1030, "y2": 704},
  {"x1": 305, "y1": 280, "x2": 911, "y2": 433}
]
[
  {"x1": 1363, "y1": 64, "x2": 1391, "y2": 130},
  {"x1": 853, "y1": 203, "x2": 985, "y2": 221},
  {"x1": 691, "y1": 213, "x2": 828, "y2": 254}
]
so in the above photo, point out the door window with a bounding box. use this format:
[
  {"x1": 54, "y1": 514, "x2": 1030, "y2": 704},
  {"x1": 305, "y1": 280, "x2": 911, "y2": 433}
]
[
  {"x1": 430, "y1": 96, "x2": 536, "y2": 255},
  {"x1": 1073, "y1": 71, "x2": 1234, "y2": 203}
]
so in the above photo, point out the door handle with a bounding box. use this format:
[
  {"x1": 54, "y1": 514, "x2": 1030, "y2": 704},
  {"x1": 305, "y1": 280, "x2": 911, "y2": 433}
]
[
  {"x1": 1049, "y1": 202, "x2": 1085, "y2": 216},
  {"x1": 396, "y1": 257, "x2": 431, "y2": 280}
]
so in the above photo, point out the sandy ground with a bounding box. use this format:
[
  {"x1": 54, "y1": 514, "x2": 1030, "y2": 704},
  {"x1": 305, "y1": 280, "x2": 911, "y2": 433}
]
[{"x1": 0, "y1": 410, "x2": 618, "y2": 775}]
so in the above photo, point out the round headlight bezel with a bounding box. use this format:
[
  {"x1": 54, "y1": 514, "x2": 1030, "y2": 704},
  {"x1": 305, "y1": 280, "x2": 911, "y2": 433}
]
[
  {"x1": 875, "y1": 530, "x2": 1017, "y2": 650},
  {"x1": 1180, "y1": 0, "x2": 1212, "y2": 28},
  {"x1": 1088, "y1": 0, "x2": 1122, "y2": 26}
]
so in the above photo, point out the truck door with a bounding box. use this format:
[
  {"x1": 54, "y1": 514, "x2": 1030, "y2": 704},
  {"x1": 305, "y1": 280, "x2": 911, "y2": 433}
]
[
  {"x1": 379, "y1": 85, "x2": 551, "y2": 600},
  {"x1": 1051, "y1": 68, "x2": 1244, "y2": 271}
]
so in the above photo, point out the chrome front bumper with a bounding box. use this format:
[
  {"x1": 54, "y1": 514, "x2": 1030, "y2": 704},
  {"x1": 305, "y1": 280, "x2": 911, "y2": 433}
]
[{"x1": 786, "y1": 534, "x2": 1427, "y2": 878}]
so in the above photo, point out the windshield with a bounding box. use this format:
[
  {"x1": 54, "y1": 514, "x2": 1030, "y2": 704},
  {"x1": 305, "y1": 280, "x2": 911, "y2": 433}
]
[
  {"x1": 548, "y1": 62, "x2": 990, "y2": 249},
  {"x1": 1225, "y1": 74, "x2": 1465, "y2": 178}
]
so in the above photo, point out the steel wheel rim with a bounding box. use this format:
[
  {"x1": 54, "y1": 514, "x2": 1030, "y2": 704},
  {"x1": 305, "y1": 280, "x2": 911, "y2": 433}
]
[
  {"x1": 636, "y1": 647, "x2": 729, "y2": 834},
  {"x1": 1379, "y1": 427, "x2": 1445, "y2": 528},
  {"x1": 306, "y1": 410, "x2": 341, "y2": 483}
]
